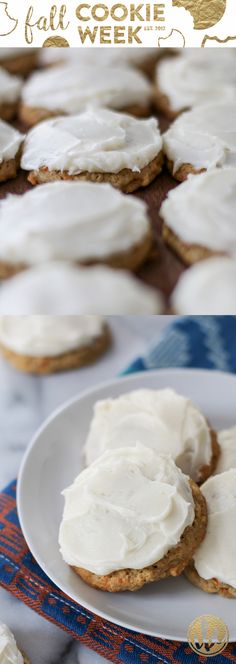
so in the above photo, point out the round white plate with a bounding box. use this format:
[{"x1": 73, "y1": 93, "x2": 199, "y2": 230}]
[{"x1": 17, "y1": 368, "x2": 236, "y2": 641}]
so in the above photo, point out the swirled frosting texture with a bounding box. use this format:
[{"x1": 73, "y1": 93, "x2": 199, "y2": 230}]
[
  {"x1": 40, "y1": 47, "x2": 158, "y2": 68},
  {"x1": 22, "y1": 63, "x2": 151, "y2": 113},
  {"x1": 157, "y1": 50, "x2": 236, "y2": 113},
  {"x1": 0, "y1": 315, "x2": 105, "y2": 357},
  {"x1": 0, "y1": 262, "x2": 162, "y2": 314},
  {"x1": 0, "y1": 120, "x2": 23, "y2": 164},
  {"x1": 0, "y1": 181, "x2": 150, "y2": 264},
  {"x1": 21, "y1": 108, "x2": 162, "y2": 175},
  {"x1": 0, "y1": 623, "x2": 23, "y2": 664},
  {"x1": 213, "y1": 427, "x2": 236, "y2": 475},
  {"x1": 161, "y1": 169, "x2": 236, "y2": 254},
  {"x1": 163, "y1": 102, "x2": 236, "y2": 173},
  {"x1": 172, "y1": 257, "x2": 236, "y2": 315},
  {"x1": 85, "y1": 388, "x2": 212, "y2": 481},
  {"x1": 193, "y1": 470, "x2": 236, "y2": 588},
  {"x1": 59, "y1": 446, "x2": 195, "y2": 574},
  {"x1": 0, "y1": 66, "x2": 22, "y2": 104}
]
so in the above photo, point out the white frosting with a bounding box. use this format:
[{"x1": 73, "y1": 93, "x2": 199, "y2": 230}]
[
  {"x1": 85, "y1": 388, "x2": 212, "y2": 482},
  {"x1": 157, "y1": 50, "x2": 236, "y2": 113},
  {"x1": 163, "y1": 102, "x2": 236, "y2": 173},
  {"x1": 22, "y1": 63, "x2": 151, "y2": 113},
  {"x1": 0, "y1": 315, "x2": 105, "y2": 357},
  {"x1": 0, "y1": 623, "x2": 23, "y2": 664},
  {"x1": 193, "y1": 469, "x2": 236, "y2": 588},
  {"x1": 21, "y1": 108, "x2": 162, "y2": 175},
  {"x1": 172, "y1": 257, "x2": 236, "y2": 315},
  {"x1": 40, "y1": 47, "x2": 158, "y2": 68},
  {"x1": 213, "y1": 427, "x2": 236, "y2": 475},
  {"x1": 0, "y1": 66, "x2": 22, "y2": 104},
  {"x1": 0, "y1": 262, "x2": 163, "y2": 314},
  {"x1": 0, "y1": 181, "x2": 150, "y2": 264},
  {"x1": 59, "y1": 445, "x2": 195, "y2": 575},
  {"x1": 0, "y1": 120, "x2": 24, "y2": 164},
  {"x1": 161, "y1": 168, "x2": 236, "y2": 255}
]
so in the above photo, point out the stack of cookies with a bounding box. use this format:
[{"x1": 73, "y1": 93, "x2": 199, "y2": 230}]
[{"x1": 59, "y1": 386, "x2": 236, "y2": 598}]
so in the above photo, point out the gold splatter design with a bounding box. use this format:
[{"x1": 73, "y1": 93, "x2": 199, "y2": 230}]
[
  {"x1": 202, "y1": 34, "x2": 236, "y2": 45},
  {"x1": 188, "y1": 615, "x2": 229, "y2": 657},
  {"x1": 172, "y1": 0, "x2": 226, "y2": 29},
  {"x1": 42, "y1": 36, "x2": 70, "y2": 47}
]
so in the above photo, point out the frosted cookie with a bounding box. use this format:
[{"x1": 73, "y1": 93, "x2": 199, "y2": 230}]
[
  {"x1": 213, "y1": 427, "x2": 236, "y2": 475},
  {"x1": 0, "y1": 47, "x2": 38, "y2": 77},
  {"x1": 155, "y1": 50, "x2": 236, "y2": 118},
  {"x1": 0, "y1": 181, "x2": 152, "y2": 278},
  {"x1": 0, "y1": 120, "x2": 24, "y2": 183},
  {"x1": 20, "y1": 63, "x2": 152, "y2": 126},
  {"x1": 0, "y1": 262, "x2": 163, "y2": 314},
  {"x1": 0, "y1": 622, "x2": 30, "y2": 664},
  {"x1": 85, "y1": 388, "x2": 219, "y2": 483},
  {"x1": 171, "y1": 257, "x2": 236, "y2": 314},
  {"x1": 40, "y1": 47, "x2": 160, "y2": 77},
  {"x1": 0, "y1": 316, "x2": 111, "y2": 374},
  {"x1": 21, "y1": 108, "x2": 163, "y2": 193},
  {"x1": 161, "y1": 169, "x2": 236, "y2": 265},
  {"x1": 186, "y1": 469, "x2": 236, "y2": 598},
  {"x1": 0, "y1": 66, "x2": 22, "y2": 121},
  {"x1": 163, "y1": 102, "x2": 236, "y2": 181},
  {"x1": 59, "y1": 446, "x2": 207, "y2": 592}
]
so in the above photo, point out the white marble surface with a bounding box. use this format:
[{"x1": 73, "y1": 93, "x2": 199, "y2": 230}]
[{"x1": 0, "y1": 315, "x2": 174, "y2": 664}]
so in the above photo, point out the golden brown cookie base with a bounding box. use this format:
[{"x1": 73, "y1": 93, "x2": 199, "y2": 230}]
[
  {"x1": 185, "y1": 561, "x2": 236, "y2": 598},
  {"x1": 2, "y1": 53, "x2": 38, "y2": 77},
  {"x1": 154, "y1": 89, "x2": 184, "y2": 120},
  {"x1": 20, "y1": 102, "x2": 150, "y2": 127},
  {"x1": 0, "y1": 325, "x2": 111, "y2": 375},
  {"x1": 72, "y1": 479, "x2": 207, "y2": 592},
  {"x1": 163, "y1": 224, "x2": 223, "y2": 266},
  {"x1": 0, "y1": 231, "x2": 153, "y2": 280},
  {"x1": 0, "y1": 147, "x2": 22, "y2": 184},
  {"x1": 27, "y1": 152, "x2": 163, "y2": 194},
  {"x1": 198, "y1": 429, "x2": 220, "y2": 484},
  {"x1": 0, "y1": 101, "x2": 18, "y2": 122},
  {"x1": 166, "y1": 158, "x2": 206, "y2": 183}
]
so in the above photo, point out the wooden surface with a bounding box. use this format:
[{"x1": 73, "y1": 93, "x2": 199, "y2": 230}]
[{"x1": 0, "y1": 112, "x2": 185, "y2": 307}]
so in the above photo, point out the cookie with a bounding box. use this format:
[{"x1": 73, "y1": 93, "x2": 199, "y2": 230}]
[
  {"x1": 185, "y1": 469, "x2": 236, "y2": 598},
  {"x1": 161, "y1": 169, "x2": 236, "y2": 265},
  {"x1": 0, "y1": 316, "x2": 111, "y2": 374},
  {"x1": 59, "y1": 447, "x2": 207, "y2": 592},
  {"x1": 21, "y1": 108, "x2": 163, "y2": 193},
  {"x1": 155, "y1": 49, "x2": 236, "y2": 118},
  {"x1": 0, "y1": 262, "x2": 163, "y2": 314},
  {"x1": 40, "y1": 46, "x2": 159, "y2": 77},
  {"x1": 213, "y1": 427, "x2": 236, "y2": 475},
  {"x1": 171, "y1": 257, "x2": 236, "y2": 314},
  {"x1": 0, "y1": 622, "x2": 31, "y2": 664},
  {"x1": 0, "y1": 119, "x2": 24, "y2": 183},
  {"x1": 0, "y1": 47, "x2": 38, "y2": 77},
  {"x1": 0, "y1": 181, "x2": 153, "y2": 278},
  {"x1": 20, "y1": 63, "x2": 152, "y2": 126},
  {"x1": 0, "y1": 66, "x2": 22, "y2": 120},
  {"x1": 85, "y1": 387, "x2": 219, "y2": 483},
  {"x1": 163, "y1": 102, "x2": 236, "y2": 181}
]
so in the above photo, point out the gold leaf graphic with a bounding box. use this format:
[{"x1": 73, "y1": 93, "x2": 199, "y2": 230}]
[
  {"x1": 42, "y1": 36, "x2": 70, "y2": 47},
  {"x1": 202, "y1": 34, "x2": 236, "y2": 46},
  {"x1": 172, "y1": 0, "x2": 226, "y2": 29},
  {"x1": 158, "y1": 28, "x2": 185, "y2": 46},
  {"x1": 188, "y1": 615, "x2": 229, "y2": 657}
]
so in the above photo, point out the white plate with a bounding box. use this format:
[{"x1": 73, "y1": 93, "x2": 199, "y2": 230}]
[{"x1": 17, "y1": 368, "x2": 236, "y2": 641}]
